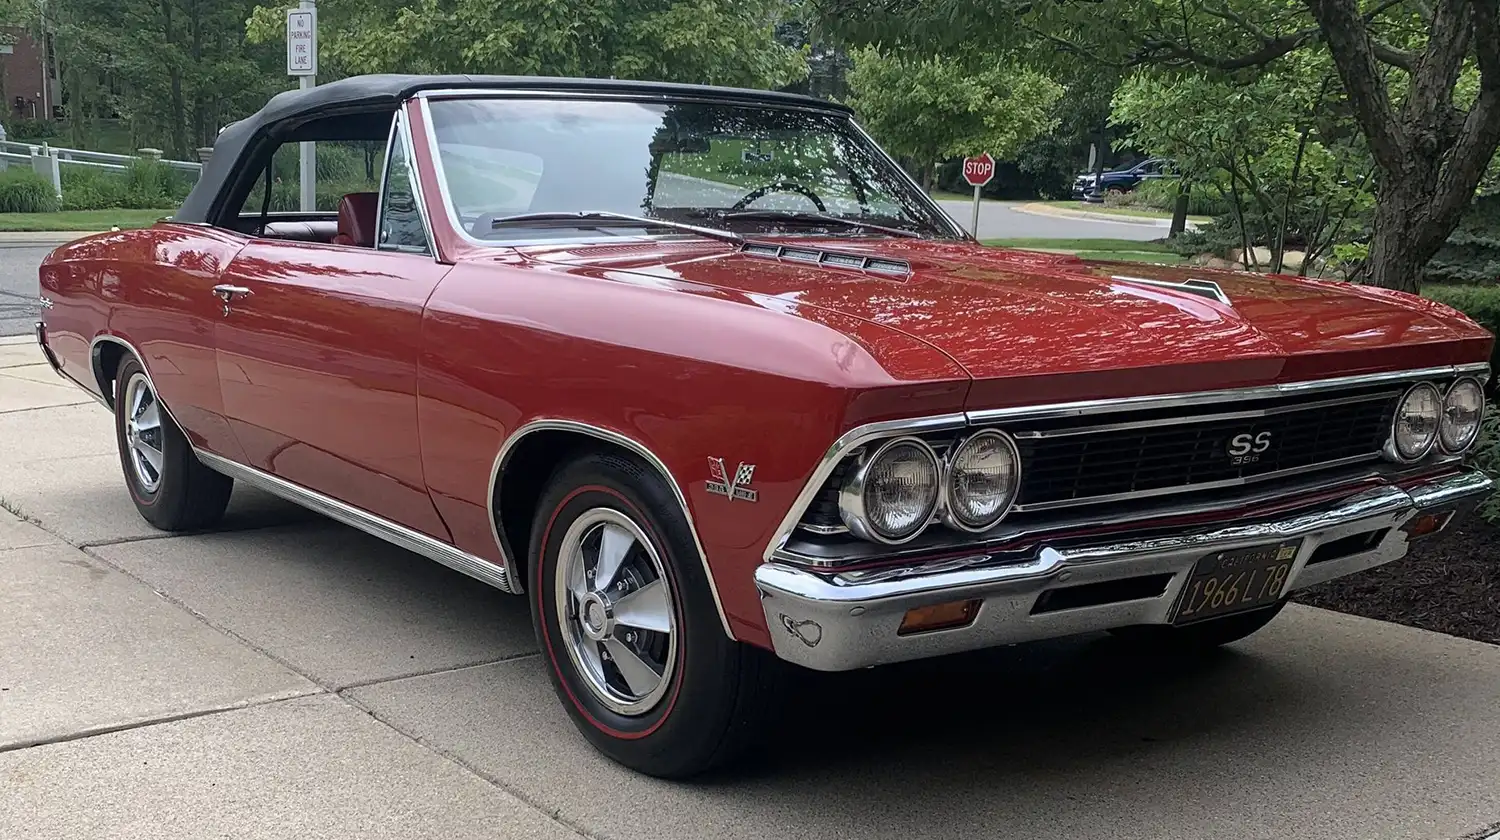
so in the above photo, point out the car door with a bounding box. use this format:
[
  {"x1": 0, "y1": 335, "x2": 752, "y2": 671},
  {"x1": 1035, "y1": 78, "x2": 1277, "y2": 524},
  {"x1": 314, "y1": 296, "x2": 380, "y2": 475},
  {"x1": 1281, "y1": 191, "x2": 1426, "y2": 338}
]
[{"x1": 213, "y1": 110, "x2": 454, "y2": 539}]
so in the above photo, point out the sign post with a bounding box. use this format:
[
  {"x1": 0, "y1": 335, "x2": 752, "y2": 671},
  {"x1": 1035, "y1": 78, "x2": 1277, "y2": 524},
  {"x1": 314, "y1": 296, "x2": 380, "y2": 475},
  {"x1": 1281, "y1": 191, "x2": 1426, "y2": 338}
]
[
  {"x1": 287, "y1": 2, "x2": 318, "y2": 212},
  {"x1": 961, "y1": 153, "x2": 995, "y2": 236}
]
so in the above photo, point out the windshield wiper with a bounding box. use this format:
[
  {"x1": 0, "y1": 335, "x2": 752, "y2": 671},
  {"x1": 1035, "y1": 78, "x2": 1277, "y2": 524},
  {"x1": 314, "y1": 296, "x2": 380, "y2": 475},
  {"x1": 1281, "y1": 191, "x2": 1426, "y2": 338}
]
[
  {"x1": 715, "y1": 209, "x2": 924, "y2": 239},
  {"x1": 489, "y1": 211, "x2": 742, "y2": 245}
]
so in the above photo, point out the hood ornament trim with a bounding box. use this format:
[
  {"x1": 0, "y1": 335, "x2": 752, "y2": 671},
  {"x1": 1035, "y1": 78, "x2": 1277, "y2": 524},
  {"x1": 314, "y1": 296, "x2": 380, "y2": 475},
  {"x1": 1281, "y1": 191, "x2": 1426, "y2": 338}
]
[{"x1": 1113, "y1": 274, "x2": 1232, "y2": 305}]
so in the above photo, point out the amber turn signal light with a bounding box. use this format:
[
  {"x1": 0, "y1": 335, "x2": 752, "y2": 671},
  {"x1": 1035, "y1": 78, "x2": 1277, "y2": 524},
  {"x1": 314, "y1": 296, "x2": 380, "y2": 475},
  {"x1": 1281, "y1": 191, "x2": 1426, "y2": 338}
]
[
  {"x1": 1402, "y1": 510, "x2": 1455, "y2": 539},
  {"x1": 898, "y1": 599, "x2": 981, "y2": 636}
]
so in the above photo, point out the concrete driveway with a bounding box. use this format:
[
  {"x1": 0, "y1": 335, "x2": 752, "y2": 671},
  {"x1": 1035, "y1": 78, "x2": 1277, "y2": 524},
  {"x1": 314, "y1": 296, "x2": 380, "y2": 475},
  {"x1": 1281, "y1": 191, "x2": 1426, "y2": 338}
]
[
  {"x1": 936, "y1": 199, "x2": 1170, "y2": 240},
  {"x1": 2, "y1": 334, "x2": 1499, "y2": 840}
]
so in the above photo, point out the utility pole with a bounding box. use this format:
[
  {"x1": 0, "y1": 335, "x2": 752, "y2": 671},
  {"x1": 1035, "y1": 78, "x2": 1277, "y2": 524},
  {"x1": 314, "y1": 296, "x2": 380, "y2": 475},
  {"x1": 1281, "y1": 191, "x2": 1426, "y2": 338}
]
[{"x1": 287, "y1": 0, "x2": 318, "y2": 211}]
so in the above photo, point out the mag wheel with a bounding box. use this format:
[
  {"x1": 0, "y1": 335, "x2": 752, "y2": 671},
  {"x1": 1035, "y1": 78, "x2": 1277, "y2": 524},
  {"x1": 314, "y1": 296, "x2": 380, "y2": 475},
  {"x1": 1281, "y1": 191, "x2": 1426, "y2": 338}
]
[
  {"x1": 113, "y1": 356, "x2": 232, "y2": 531},
  {"x1": 529, "y1": 450, "x2": 785, "y2": 779}
]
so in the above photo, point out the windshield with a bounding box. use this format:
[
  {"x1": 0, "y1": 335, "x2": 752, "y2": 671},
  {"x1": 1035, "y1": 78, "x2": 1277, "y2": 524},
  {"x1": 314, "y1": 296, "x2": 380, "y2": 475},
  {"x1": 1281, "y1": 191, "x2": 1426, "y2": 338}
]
[{"x1": 424, "y1": 97, "x2": 958, "y2": 242}]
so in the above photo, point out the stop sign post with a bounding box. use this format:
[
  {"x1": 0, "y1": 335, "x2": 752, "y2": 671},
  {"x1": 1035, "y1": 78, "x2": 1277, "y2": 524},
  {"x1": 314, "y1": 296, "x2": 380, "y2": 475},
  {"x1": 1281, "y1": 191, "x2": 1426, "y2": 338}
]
[{"x1": 962, "y1": 153, "x2": 995, "y2": 236}]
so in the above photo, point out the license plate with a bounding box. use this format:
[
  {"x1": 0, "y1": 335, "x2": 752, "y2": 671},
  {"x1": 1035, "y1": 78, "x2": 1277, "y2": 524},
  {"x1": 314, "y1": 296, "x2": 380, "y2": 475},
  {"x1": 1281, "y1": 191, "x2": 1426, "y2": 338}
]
[{"x1": 1170, "y1": 540, "x2": 1301, "y2": 626}]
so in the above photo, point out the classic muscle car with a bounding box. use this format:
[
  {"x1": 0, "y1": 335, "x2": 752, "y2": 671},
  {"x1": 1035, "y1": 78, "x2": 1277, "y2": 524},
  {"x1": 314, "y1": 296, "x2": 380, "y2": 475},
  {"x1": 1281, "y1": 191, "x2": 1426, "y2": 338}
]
[{"x1": 35, "y1": 75, "x2": 1495, "y2": 779}]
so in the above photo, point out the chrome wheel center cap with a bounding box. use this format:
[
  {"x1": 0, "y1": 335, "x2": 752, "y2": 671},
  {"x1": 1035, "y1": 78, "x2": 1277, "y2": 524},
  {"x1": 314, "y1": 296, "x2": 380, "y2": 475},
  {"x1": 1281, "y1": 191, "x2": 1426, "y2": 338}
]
[{"x1": 580, "y1": 594, "x2": 612, "y2": 641}]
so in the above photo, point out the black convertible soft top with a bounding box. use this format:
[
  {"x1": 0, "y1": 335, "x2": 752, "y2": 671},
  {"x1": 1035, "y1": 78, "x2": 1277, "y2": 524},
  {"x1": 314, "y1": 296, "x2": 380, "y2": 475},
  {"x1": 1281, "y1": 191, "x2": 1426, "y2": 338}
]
[{"x1": 174, "y1": 74, "x2": 852, "y2": 224}]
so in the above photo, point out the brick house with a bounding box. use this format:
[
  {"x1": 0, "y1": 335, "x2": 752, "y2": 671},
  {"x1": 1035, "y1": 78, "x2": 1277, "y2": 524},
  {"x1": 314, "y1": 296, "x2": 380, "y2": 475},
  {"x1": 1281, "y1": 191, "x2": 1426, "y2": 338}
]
[{"x1": 0, "y1": 26, "x2": 62, "y2": 123}]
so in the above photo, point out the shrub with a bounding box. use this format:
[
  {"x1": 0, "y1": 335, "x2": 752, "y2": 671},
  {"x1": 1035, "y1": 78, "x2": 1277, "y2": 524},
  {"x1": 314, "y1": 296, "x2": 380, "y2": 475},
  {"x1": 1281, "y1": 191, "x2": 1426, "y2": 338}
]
[
  {"x1": 0, "y1": 168, "x2": 60, "y2": 213},
  {"x1": 1473, "y1": 406, "x2": 1500, "y2": 525},
  {"x1": 1120, "y1": 178, "x2": 1231, "y2": 217},
  {"x1": 8, "y1": 118, "x2": 59, "y2": 140},
  {"x1": 1425, "y1": 194, "x2": 1500, "y2": 286},
  {"x1": 1426, "y1": 284, "x2": 1500, "y2": 402}
]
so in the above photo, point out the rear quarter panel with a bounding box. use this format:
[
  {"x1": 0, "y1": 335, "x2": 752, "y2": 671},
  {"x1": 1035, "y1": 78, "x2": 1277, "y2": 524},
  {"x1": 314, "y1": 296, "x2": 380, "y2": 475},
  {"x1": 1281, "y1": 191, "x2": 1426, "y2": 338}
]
[
  {"x1": 39, "y1": 224, "x2": 248, "y2": 457},
  {"x1": 417, "y1": 253, "x2": 968, "y2": 646}
]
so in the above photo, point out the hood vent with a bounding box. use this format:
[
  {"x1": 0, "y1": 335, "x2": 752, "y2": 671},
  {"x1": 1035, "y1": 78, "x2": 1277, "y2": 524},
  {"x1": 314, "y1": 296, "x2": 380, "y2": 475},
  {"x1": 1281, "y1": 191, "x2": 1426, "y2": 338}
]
[
  {"x1": 1113, "y1": 274, "x2": 1232, "y2": 305},
  {"x1": 740, "y1": 241, "x2": 911, "y2": 277}
]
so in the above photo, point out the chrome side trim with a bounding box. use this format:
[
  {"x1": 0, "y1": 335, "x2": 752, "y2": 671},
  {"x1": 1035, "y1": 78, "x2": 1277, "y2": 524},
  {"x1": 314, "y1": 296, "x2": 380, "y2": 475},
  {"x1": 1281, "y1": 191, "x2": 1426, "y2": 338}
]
[
  {"x1": 1010, "y1": 391, "x2": 1396, "y2": 440},
  {"x1": 37, "y1": 321, "x2": 109, "y2": 407},
  {"x1": 195, "y1": 450, "x2": 512, "y2": 593},
  {"x1": 760, "y1": 413, "x2": 968, "y2": 563},
  {"x1": 394, "y1": 103, "x2": 440, "y2": 258},
  {"x1": 1008, "y1": 451, "x2": 1381, "y2": 513},
  {"x1": 965, "y1": 364, "x2": 1488, "y2": 425},
  {"x1": 490, "y1": 418, "x2": 735, "y2": 638},
  {"x1": 87, "y1": 335, "x2": 185, "y2": 426}
]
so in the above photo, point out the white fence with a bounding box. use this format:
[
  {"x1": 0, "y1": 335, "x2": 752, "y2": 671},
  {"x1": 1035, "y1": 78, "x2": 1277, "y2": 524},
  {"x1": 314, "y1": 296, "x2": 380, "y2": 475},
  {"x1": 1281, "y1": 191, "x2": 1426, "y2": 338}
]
[{"x1": 0, "y1": 140, "x2": 203, "y2": 200}]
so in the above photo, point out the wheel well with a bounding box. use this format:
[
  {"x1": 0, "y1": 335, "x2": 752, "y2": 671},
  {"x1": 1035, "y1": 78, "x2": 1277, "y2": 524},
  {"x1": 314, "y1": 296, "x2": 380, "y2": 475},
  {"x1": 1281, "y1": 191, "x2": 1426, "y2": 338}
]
[
  {"x1": 91, "y1": 339, "x2": 128, "y2": 409},
  {"x1": 494, "y1": 429, "x2": 627, "y2": 587}
]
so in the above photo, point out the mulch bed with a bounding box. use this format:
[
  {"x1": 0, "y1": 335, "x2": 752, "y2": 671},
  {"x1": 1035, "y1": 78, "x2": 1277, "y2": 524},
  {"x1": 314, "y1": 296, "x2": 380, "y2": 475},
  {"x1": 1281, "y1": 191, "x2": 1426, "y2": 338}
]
[{"x1": 1292, "y1": 518, "x2": 1500, "y2": 646}]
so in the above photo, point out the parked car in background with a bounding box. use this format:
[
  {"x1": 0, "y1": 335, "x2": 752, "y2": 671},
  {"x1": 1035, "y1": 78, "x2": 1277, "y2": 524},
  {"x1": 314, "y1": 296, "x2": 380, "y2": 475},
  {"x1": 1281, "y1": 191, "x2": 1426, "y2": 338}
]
[
  {"x1": 1073, "y1": 157, "x2": 1174, "y2": 199},
  {"x1": 36, "y1": 75, "x2": 1496, "y2": 779}
]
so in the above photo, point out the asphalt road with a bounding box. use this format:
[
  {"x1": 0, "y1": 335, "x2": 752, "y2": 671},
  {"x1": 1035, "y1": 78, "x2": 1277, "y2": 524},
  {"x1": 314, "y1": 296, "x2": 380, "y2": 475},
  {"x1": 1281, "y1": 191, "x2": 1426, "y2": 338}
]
[
  {"x1": 936, "y1": 198, "x2": 1169, "y2": 240},
  {"x1": 0, "y1": 246, "x2": 52, "y2": 337}
]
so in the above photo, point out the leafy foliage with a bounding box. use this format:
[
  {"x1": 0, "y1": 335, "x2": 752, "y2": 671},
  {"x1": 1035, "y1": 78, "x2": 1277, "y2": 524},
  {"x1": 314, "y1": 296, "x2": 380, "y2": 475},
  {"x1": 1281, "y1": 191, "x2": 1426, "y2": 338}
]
[
  {"x1": 36, "y1": 0, "x2": 287, "y2": 157},
  {"x1": 1112, "y1": 56, "x2": 1374, "y2": 272},
  {"x1": 1425, "y1": 283, "x2": 1500, "y2": 388},
  {"x1": 246, "y1": 0, "x2": 805, "y2": 89},
  {"x1": 1426, "y1": 195, "x2": 1500, "y2": 286},
  {"x1": 843, "y1": 48, "x2": 1061, "y2": 189},
  {"x1": 59, "y1": 161, "x2": 196, "y2": 211},
  {"x1": 1473, "y1": 405, "x2": 1500, "y2": 524},
  {"x1": 0, "y1": 170, "x2": 60, "y2": 213}
]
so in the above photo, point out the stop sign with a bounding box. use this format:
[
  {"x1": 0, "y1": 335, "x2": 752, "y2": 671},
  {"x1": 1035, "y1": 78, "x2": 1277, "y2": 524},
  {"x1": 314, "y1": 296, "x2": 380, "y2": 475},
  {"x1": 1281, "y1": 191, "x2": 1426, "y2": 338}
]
[{"x1": 962, "y1": 153, "x2": 996, "y2": 187}]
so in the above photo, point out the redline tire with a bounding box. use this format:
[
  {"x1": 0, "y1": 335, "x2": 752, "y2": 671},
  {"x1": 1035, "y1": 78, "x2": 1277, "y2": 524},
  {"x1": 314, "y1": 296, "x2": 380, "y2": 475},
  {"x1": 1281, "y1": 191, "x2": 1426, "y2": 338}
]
[
  {"x1": 113, "y1": 356, "x2": 232, "y2": 531},
  {"x1": 528, "y1": 450, "x2": 785, "y2": 778}
]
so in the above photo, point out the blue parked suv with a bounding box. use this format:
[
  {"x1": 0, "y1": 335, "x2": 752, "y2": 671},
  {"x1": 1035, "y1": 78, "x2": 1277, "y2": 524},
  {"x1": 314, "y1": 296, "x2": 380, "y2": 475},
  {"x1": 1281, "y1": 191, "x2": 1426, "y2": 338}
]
[{"x1": 1072, "y1": 157, "x2": 1173, "y2": 200}]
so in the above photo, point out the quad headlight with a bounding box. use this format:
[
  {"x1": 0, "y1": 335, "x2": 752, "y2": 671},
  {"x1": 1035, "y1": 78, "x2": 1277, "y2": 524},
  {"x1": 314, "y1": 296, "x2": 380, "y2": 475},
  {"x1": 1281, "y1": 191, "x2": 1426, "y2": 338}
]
[
  {"x1": 943, "y1": 430, "x2": 1022, "y2": 532},
  {"x1": 839, "y1": 437, "x2": 941, "y2": 544},
  {"x1": 839, "y1": 430, "x2": 1023, "y2": 543},
  {"x1": 1386, "y1": 382, "x2": 1443, "y2": 462},
  {"x1": 1439, "y1": 378, "x2": 1486, "y2": 453}
]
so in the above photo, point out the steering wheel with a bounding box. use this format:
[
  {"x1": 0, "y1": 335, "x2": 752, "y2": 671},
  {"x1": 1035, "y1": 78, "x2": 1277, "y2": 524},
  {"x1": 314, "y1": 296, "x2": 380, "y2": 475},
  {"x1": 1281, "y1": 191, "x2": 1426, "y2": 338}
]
[{"x1": 730, "y1": 181, "x2": 827, "y2": 212}]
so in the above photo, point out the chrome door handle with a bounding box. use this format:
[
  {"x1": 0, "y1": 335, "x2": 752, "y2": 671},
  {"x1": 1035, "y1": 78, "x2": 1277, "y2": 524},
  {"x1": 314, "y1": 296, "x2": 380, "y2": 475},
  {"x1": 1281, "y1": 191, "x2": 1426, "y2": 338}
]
[
  {"x1": 212, "y1": 284, "x2": 252, "y2": 316},
  {"x1": 212, "y1": 284, "x2": 252, "y2": 302}
]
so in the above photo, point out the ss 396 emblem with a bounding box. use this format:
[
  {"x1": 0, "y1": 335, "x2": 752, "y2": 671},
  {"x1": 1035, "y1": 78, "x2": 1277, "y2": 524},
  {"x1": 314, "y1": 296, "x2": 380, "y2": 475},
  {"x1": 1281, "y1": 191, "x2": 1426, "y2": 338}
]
[
  {"x1": 706, "y1": 457, "x2": 757, "y2": 502},
  {"x1": 1228, "y1": 431, "x2": 1273, "y2": 465}
]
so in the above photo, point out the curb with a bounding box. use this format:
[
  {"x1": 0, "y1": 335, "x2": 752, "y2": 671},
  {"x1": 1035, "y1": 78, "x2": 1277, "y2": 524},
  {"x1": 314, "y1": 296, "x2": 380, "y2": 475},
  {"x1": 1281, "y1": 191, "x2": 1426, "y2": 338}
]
[
  {"x1": 1013, "y1": 202, "x2": 1202, "y2": 230},
  {"x1": 0, "y1": 231, "x2": 103, "y2": 247}
]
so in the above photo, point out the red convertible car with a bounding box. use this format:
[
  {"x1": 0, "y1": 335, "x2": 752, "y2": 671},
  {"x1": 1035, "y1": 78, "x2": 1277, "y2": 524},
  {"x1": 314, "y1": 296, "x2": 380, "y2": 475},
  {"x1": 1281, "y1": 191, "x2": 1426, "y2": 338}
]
[{"x1": 35, "y1": 75, "x2": 1495, "y2": 778}]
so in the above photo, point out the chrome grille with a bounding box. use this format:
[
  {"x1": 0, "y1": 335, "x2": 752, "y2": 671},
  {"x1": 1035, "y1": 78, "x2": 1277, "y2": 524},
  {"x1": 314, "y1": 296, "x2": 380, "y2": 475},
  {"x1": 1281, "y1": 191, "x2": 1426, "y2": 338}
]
[{"x1": 1011, "y1": 395, "x2": 1396, "y2": 511}]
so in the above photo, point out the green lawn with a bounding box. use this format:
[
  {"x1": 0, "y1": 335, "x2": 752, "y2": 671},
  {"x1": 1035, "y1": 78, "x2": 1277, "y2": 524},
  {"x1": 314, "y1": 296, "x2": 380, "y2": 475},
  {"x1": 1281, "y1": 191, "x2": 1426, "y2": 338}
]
[
  {"x1": 0, "y1": 209, "x2": 175, "y2": 232},
  {"x1": 985, "y1": 237, "x2": 1185, "y2": 265}
]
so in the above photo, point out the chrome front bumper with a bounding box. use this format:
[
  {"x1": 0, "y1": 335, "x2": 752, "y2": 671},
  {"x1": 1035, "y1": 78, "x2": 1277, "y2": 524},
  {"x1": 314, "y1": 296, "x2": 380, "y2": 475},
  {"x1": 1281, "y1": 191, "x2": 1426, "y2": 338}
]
[{"x1": 754, "y1": 469, "x2": 1494, "y2": 671}]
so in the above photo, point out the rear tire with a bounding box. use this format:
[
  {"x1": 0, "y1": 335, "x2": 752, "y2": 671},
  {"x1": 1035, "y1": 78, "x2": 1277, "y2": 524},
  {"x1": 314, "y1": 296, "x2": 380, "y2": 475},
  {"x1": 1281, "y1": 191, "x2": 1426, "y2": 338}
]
[
  {"x1": 1109, "y1": 600, "x2": 1287, "y2": 651},
  {"x1": 113, "y1": 356, "x2": 232, "y2": 531},
  {"x1": 529, "y1": 449, "x2": 785, "y2": 779}
]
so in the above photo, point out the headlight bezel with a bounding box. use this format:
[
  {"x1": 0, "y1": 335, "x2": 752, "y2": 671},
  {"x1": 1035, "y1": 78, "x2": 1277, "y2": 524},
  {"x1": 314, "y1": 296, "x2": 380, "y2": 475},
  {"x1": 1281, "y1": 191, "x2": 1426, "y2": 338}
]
[
  {"x1": 837, "y1": 435, "x2": 942, "y2": 545},
  {"x1": 940, "y1": 429, "x2": 1023, "y2": 533},
  {"x1": 1384, "y1": 381, "x2": 1443, "y2": 463},
  {"x1": 1438, "y1": 377, "x2": 1487, "y2": 454}
]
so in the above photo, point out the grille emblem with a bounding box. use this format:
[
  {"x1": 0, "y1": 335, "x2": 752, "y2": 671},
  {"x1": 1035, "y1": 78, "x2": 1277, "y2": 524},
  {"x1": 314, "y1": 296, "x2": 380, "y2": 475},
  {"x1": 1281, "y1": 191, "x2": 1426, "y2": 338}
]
[
  {"x1": 1227, "y1": 431, "x2": 1273, "y2": 465},
  {"x1": 707, "y1": 457, "x2": 758, "y2": 502}
]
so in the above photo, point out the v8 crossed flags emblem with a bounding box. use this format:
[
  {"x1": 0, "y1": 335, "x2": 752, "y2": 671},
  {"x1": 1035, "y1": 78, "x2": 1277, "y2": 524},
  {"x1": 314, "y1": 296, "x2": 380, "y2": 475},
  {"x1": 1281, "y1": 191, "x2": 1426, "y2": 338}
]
[{"x1": 706, "y1": 457, "x2": 758, "y2": 502}]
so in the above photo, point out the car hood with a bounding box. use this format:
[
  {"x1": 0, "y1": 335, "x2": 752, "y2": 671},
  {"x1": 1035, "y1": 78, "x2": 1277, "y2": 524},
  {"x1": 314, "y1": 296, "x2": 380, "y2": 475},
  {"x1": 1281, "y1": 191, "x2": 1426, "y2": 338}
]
[{"x1": 524, "y1": 238, "x2": 1491, "y2": 408}]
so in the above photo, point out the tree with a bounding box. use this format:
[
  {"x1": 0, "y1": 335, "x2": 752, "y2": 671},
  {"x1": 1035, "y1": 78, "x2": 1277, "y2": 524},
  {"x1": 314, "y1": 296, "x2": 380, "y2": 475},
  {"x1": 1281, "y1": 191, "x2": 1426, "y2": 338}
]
[
  {"x1": 814, "y1": 0, "x2": 1500, "y2": 293},
  {"x1": 844, "y1": 48, "x2": 1062, "y2": 190},
  {"x1": 39, "y1": 0, "x2": 284, "y2": 156},
  {"x1": 1112, "y1": 55, "x2": 1375, "y2": 273},
  {"x1": 246, "y1": 0, "x2": 806, "y2": 90}
]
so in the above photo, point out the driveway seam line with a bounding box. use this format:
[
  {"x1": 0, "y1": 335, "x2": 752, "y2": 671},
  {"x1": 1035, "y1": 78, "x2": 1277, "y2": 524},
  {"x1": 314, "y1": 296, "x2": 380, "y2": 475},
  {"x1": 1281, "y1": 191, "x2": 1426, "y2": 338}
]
[
  {"x1": 337, "y1": 689, "x2": 603, "y2": 840},
  {"x1": 0, "y1": 690, "x2": 325, "y2": 756},
  {"x1": 334, "y1": 651, "x2": 540, "y2": 692}
]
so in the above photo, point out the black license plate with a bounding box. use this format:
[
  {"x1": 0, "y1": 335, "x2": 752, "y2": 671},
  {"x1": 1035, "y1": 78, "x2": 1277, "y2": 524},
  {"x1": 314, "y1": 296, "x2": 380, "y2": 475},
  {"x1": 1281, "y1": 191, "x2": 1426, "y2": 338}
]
[{"x1": 1170, "y1": 540, "x2": 1301, "y2": 626}]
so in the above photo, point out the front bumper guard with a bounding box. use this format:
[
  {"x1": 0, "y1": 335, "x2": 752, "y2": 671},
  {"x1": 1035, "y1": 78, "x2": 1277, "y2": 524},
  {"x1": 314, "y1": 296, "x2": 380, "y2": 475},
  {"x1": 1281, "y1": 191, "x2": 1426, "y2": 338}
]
[{"x1": 754, "y1": 469, "x2": 1493, "y2": 671}]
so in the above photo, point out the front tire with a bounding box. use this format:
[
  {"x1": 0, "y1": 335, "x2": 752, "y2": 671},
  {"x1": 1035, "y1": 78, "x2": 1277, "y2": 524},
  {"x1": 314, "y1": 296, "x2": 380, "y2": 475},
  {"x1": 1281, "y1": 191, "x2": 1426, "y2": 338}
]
[
  {"x1": 529, "y1": 450, "x2": 784, "y2": 778},
  {"x1": 113, "y1": 356, "x2": 232, "y2": 531}
]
